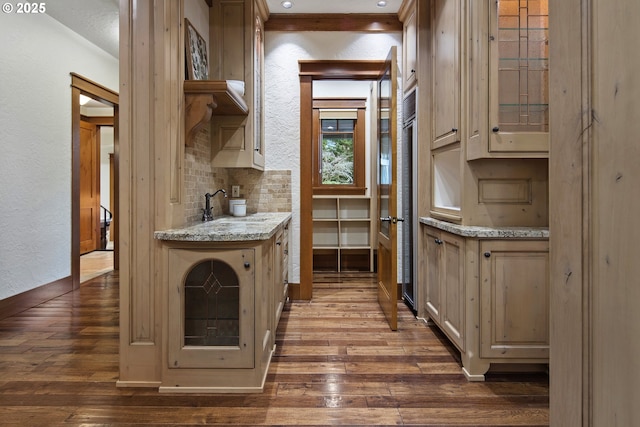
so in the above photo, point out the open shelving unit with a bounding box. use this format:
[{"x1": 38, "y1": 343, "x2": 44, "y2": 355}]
[{"x1": 312, "y1": 196, "x2": 375, "y2": 272}]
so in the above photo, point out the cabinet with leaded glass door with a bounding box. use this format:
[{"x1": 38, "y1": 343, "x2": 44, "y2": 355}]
[{"x1": 467, "y1": 0, "x2": 550, "y2": 159}]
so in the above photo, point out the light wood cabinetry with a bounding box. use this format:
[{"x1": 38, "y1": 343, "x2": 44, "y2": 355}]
[
  {"x1": 208, "y1": 0, "x2": 267, "y2": 170},
  {"x1": 421, "y1": 220, "x2": 549, "y2": 381},
  {"x1": 479, "y1": 239, "x2": 549, "y2": 360},
  {"x1": 423, "y1": 226, "x2": 465, "y2": 351},
  {"x1": 399, "y1": 0, "x2": 417, "y2": 91},
  {"x1": 156, "y1": 217, "x2": 290, "y2": 393},
  {"x1": 274, "y1": 219, "x2": 290, "y2": 327},
  {"x1": 467, "y1": 0, "x2": 549, "y2": 159},
  {"x1": 431, "y1": 0, "x2": 461, "y2": 150},
  {"x1": 312, "y1": 197, "x2": 374, "y2": 272}
]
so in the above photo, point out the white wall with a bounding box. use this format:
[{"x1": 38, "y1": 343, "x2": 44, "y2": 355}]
[
  {"x1": 100, "y1": 127, "x2": 114, "y2": 212},
  {"x1": 0, "y1": 12, "x2": 118, "y2": 300},
  {"x1": 264, "y1": 31, "x2": 402, "y2": 283}
]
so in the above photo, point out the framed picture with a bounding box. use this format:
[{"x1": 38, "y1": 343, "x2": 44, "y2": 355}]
[{"x1": 185, "y1": 18, "x2": 209, "y2": 80}]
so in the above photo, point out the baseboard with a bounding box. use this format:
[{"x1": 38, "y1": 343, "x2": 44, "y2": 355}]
[{"x1": 0, "y1": 276, "x2": 73, "y2": 321}]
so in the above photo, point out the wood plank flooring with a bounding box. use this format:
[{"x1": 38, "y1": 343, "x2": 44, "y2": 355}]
[{"x1": 0, "y1": 271, "x2": 549, "y2": 426}]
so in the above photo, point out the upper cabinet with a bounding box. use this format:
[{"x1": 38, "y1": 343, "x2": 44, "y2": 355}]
[
  {"x1": 208, "y1": 0, "x2": 267, "y2": 170},
  {"x1": 468, "y1": 0, "x2": 549, "y2": 159},
  {"x1": 431, "y1": 0, "x2": 461, "y2": 151},
  {"x1": 399, "y1": 0, "x2": 418, "y2": 92}
]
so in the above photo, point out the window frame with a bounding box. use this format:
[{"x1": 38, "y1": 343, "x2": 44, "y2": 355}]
[{"x1": 312, "y1": 98, "x2": 367, "y2": 195}]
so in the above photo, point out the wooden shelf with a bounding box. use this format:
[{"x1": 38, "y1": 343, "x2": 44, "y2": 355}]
[{"x1": 184, "y1": 80, "x2": 248, "y2": 147}]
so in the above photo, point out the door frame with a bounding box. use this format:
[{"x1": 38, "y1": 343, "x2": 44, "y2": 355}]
[
  {"x1": 71, "y1": 73, "x2": 119, "y2": 290},
  {"x1": 298, "y1": 60, "x2": 385, "y2": 300}
]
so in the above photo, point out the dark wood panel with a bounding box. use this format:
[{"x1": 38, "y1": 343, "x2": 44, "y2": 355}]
[
  {"x1": 0, "y1": 271, "x2": 548, "y2": 426},
  {"x1": 265, "y1": 13, "x2": 402, "y2": 32}
]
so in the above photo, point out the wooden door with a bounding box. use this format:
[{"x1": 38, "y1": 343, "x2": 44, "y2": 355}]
[
  {"x1": 79, "y1": 120, "x2": 100, "y2": 254},
  {"x1": 376, "y1": 47, "x2": 398, "y2": 331}
]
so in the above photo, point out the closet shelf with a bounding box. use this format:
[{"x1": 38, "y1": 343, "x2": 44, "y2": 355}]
[{"x1": 184, "y1": 80, "x2": 248, "y2": 147}]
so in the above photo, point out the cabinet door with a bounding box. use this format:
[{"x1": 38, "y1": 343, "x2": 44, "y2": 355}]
[
  {"x1": 168, "y1": 248, "x2": 255, "y2": 369},
  {"x1": 423, "y1": 227, "x2": 442, "y2": 323},
  {"x1": 480, "y1": 240, "x2": 549, "y2": 359},
  {"x1": 488, "y1": 0, "x2": 549, "y2": 155},
  {"x1": 402, "y1": 4, "x2": 417, "y2": 91},
  {"x1": 440, "y1": 232, "x2": 465, "y2": 351},
  {"x1": 431, "y1": 0, "x2": 461, "y2": 149}
]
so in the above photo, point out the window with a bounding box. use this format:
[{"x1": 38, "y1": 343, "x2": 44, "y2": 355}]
[{"x1": 312, "y1": 99, "x2": 366, "y2": 195}]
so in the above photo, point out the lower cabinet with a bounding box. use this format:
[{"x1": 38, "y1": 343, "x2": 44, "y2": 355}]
[
  {"x1": 479, "y1": 240, "x2": 549, "y2": 360},
  {"x1": 159, "y1": 224, "x2": 290, "y2": 393},
  {"x1": 424, "y1": 227, "x2": 465, "y2": 351},
  {"x1": 274, "y1": 219, "x2": 290, "y2": 328},
  {"x1": 421, "y1": 223, "x2": 549, "y2": 381}
]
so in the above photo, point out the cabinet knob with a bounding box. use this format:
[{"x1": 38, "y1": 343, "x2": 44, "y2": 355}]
[
  {"x1": 492, "y1": 126, "x2": 500, "y2": 133},
  {"x1": 244, "y1": 262, "x2": 251, "y2": 268},
  {"x1": 452, "y1": 128, "x2": 458, "y2": 133},
  {"x1": 484, "y1": 252, "x2": 491, "y2": 258},
  {"x1": 435, "y1": 238, "x2": 443, "y2": 245},
  {"x1": 276, "y1": 241, "x2": 281, "y2": 246}
]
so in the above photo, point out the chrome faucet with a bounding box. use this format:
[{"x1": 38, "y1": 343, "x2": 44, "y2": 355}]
[{"x1": 202, "y1": 189, "x2": 227, "y2": 221}]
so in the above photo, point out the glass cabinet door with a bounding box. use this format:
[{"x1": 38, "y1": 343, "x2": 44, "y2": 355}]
[{"x1": 489, "y1": 0, "x2": 549, "y2": 155}]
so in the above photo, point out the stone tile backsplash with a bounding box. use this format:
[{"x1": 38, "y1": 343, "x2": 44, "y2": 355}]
[
  {"x1": 184, "y1": 127, "x2": 292, "y2": 222},
  {"x1": 228, "y1": 169, "x2": 292, "y2": 214}
]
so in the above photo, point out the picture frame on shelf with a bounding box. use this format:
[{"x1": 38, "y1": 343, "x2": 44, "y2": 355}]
[{"x1": 185, "y1": 18, "x2": 209, "y2": 80}]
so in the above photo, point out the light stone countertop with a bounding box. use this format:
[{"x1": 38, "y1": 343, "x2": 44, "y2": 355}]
[
  {"x1": 154, "y1": 212, "x2": 292, "y2": 242},
  {"x1": 419, "y1": 216, "x2": 549, "y2": 239}
]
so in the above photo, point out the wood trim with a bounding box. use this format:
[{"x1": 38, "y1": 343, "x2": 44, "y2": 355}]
[
  {"x1": 299, "y1": 76, "x2": 313, "y2": 300},
  {"x1": 0, "y1": 276, "x2": 72, "y2": 321},
  {"x1": 300, "y1": 61, "x2": 388, "y2": 301},
  {"x1": 80, "y1": 116, "x2": 115, "y2": 126},
  {"x1": 71, "y1": 86, "x2": 81, "y2": 289},
  {"x1": 71, "y1": 73, "x2": 119, "y2": 289},
  {"x1": 71, "y1": 73, "x2": 119, "y2": 106},
  {"x1": 265, "y1": 13, "x2": 402, "y2": 32},
  {"x1": 312, "y1": 102, "x2": 367, "y2": 196},
  {"x1": 299, "y1": 60, "x2": 385, "y2": 80}
]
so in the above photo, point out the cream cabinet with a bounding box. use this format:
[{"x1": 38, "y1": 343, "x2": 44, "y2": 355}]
[
  {"x1": 209, "y1": 0, "x2": 267, "y2": 170},
  {"x1": 423, "y1": 226, "x2": 465, "y2": 351},
  {"x1": 420, "y1": 220, "x2": 549, "y2": 381}
]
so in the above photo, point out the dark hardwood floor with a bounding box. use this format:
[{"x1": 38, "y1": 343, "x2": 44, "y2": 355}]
[{"x1": 0, "y1": 271, "x2": 549, "y2": 426}]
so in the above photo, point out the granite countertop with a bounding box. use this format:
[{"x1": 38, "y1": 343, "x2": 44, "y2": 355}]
[
  {"x1": 154, "y1": 212, "x2": 292, "y2": 242},
  {"x1": 419, "y1": 216, "x2": 549, "y2": 239}
]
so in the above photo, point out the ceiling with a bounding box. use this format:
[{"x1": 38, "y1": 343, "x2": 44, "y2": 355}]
[
  {"x1": 45, "y1": 0, "x2": 401, "y2": 60},
  {"x1": 265, "y1": 0, "x2": 401, "y2": 14}
]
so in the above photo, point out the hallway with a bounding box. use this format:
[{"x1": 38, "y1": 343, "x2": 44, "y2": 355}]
[{"x1": 0, "y1": 272, "x2": 548, "y2": 425}]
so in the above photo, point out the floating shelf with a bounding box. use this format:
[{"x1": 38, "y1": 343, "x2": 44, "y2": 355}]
[{"x1": 184, "y1": 80, "x2": 249, "y2": 147}]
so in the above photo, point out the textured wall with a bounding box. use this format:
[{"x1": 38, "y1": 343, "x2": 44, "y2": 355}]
[
  {"x1": 264, "y1": 31, "x2": 402, "y2": 283},
  {"x1": 0, "y1": 12, "x2": 118, "y2": 300}
]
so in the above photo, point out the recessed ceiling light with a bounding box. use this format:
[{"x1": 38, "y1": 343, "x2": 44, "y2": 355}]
[
  {"x1": 376, "y1": 1, "x2": 387, "y2": 7},
  {"x1": 281, "y1": 1, "x2": 293, "y2": 9}
]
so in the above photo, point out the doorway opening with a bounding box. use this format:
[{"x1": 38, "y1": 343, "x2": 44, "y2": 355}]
[
  {"x1": 299, "y1": 60, "x2": 386, "y2": 300},
  {"x1": 71, "y1": 73, "x2": 119, "y2": 288}
]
